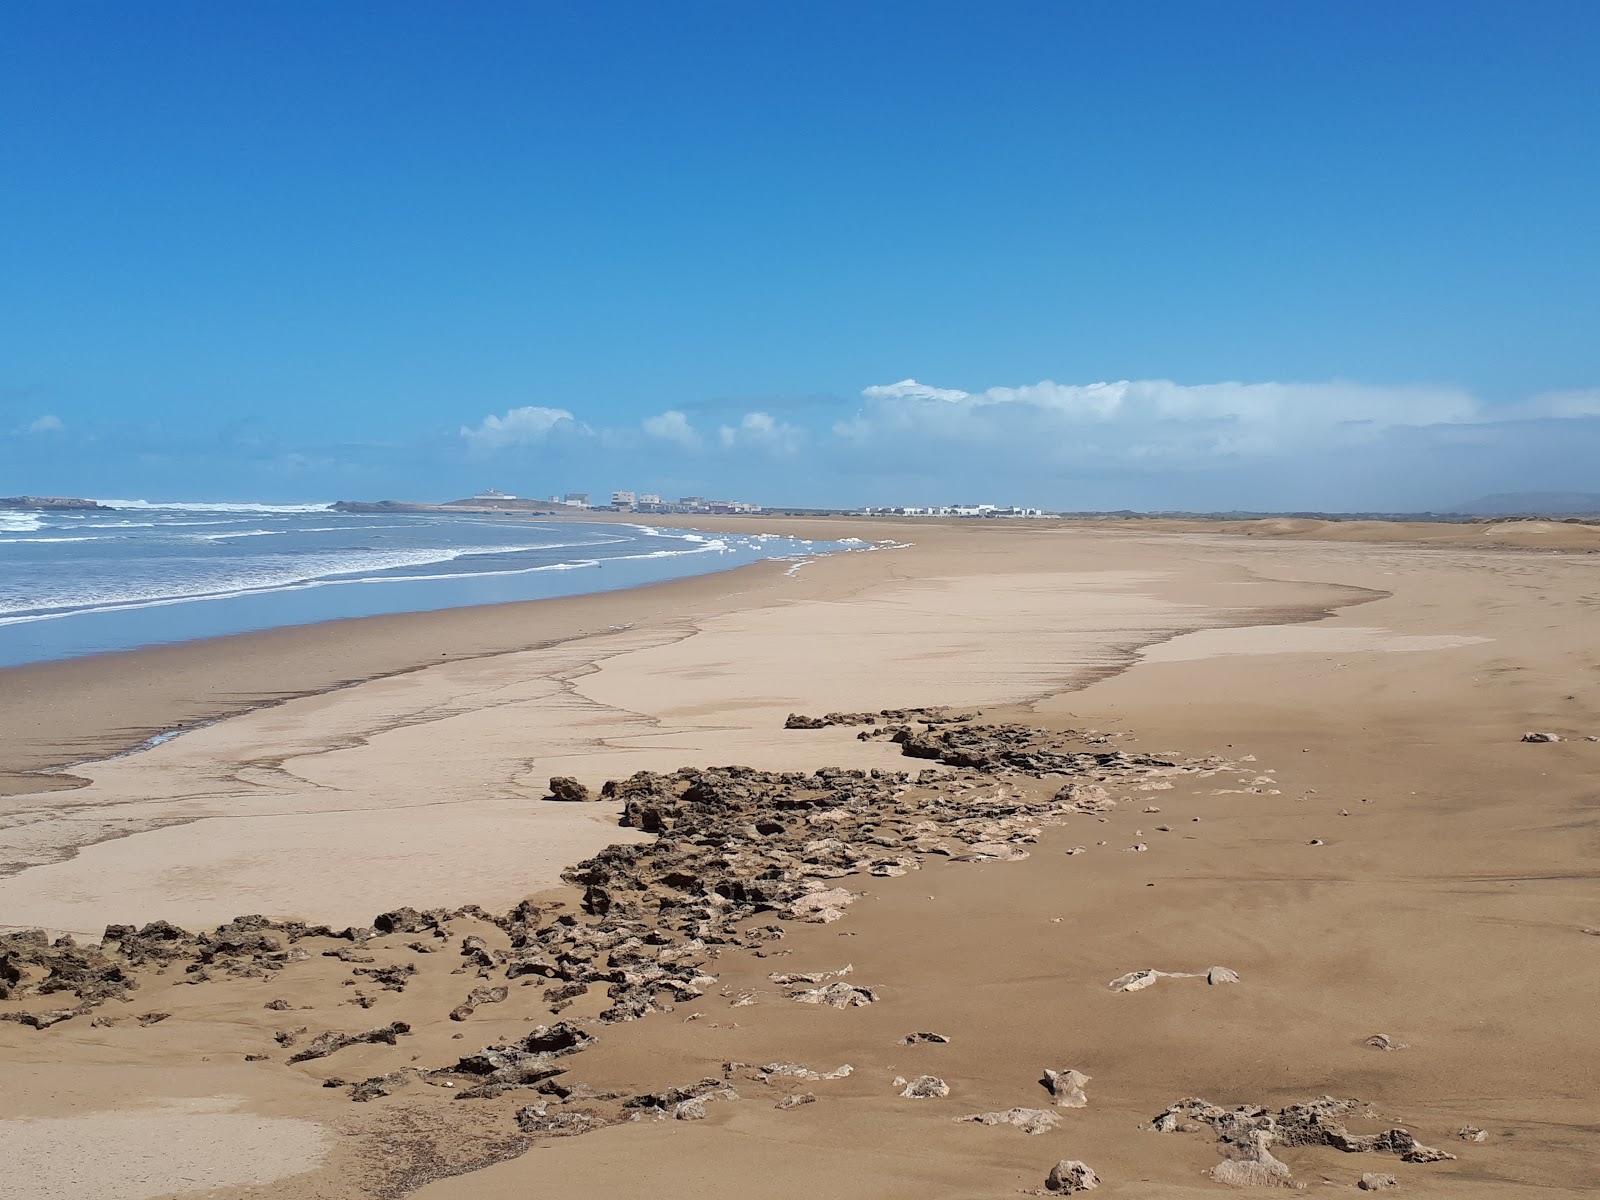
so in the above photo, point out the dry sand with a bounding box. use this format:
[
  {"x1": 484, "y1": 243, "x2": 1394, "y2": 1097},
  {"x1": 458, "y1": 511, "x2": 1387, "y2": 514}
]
[{"x1": 2, "y1": 516, "x2": 1597, "y2": 1198}]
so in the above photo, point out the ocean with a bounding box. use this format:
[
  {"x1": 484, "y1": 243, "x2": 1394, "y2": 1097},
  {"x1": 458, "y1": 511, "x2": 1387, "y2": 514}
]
[{"x1": 0, "y1": 502, "x2": 857, "y2": 668}]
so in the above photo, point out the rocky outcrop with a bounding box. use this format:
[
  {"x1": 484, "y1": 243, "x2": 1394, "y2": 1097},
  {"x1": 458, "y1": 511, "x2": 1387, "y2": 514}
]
[
  {"x1": 0, "y1": 496, "x2": 110, "y2": 511},
  {"x1": 1153, "y1": 1095, "x2": 1457, "y2": 1179},
  {"x1": 785, "y1": 708, "x2": 975, "y2": 730},
  {"x1": 546, "y1": 777, "x2": 591, "y2": 803}
]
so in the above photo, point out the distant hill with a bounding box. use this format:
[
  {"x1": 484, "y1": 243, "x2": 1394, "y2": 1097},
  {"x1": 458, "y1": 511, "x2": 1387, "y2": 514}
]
[{"x1": 1448, "y1": 492, "x2": 1600, "y2": 517}]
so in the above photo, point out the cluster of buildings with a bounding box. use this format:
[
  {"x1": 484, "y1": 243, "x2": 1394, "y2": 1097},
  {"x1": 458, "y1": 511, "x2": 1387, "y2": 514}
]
[
  {"x1": 859, "y1": 504, "x2": 1056, "y2": 518},
  {"x1": 469, "y1": 488, "x2": 762, "y2": 514},
  {"x1": 610, "y1": 491, "x2": 762, "y2": 514}
]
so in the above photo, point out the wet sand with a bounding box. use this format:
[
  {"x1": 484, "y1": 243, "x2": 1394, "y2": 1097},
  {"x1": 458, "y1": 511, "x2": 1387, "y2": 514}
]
[{"x1": 2, "y1": 517, "x2": 1597, "y2": 1198}]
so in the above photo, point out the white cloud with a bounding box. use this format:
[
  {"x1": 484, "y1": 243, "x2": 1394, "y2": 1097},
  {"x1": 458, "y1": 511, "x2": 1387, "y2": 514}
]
[
  {"x1": 861, "y1": 378, "x2": 972, "y2": 402},
  {"x1": 841, "y1": 376, "x2": 1536, "y2": 468},
  {"x1": 27, "y1": 414, "x2": 64, "y2": 433},
  {"x1": 459, "y1": 406, "x2": 586, "y2": 450},
  {"x1": 718, "y1": 411, "x2": 803, "y2": 453},
  {"x1": 642, "y1": 410, "x2": 702, "y2": 450}
]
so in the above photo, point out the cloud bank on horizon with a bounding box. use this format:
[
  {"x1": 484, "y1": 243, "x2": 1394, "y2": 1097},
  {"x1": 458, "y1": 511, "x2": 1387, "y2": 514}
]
[
  {"x1": 432, "y1": 375, "x2": 1600, "y2": 511},
  {"x1": 6, "y1": 375, "x2": 1598, "y2": 512}
]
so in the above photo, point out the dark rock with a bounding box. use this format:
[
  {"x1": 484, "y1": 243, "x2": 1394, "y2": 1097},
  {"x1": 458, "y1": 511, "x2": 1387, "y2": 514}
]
[
  {"x1": 286, "y1": 1021, "x2": 411, "y2": 1063},
  {"x1": 547, "y1": 776, "x2": 591, "y2": 802},
  {"x1": 372, "y1": 907, "x2": 433, "y2": 935}
]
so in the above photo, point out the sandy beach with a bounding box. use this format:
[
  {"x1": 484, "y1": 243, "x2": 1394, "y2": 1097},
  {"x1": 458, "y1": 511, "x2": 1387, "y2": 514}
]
[{"x1": 3, "y1": 516, "x2": 1598, "y2": 1199}]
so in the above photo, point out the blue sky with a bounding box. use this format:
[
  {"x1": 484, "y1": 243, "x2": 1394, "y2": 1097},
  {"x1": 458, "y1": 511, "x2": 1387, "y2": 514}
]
[{"x1": 2, "y1": 1, "x2": 1597, "y2": 510}]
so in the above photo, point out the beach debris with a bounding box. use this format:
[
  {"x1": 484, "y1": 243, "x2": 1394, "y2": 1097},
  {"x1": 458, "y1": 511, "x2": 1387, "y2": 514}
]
[
  {"x1": 1110, "y1": 969, "x2": 1162, "y2": 992},
  {"x1": 790, "y1": 983, "x2": 877, "y2": 1008},
  {"x1": 1365, "y1": 1033, "x2": 1406, "y2": 1051},
  {"x1": 1109, "y1": 966, "x2": 1238, "y2": 992},
  {"x1": 1043, "y1": 1068, "x2": 1091, "y2": 1107},
  {"x1": 956, "y1": 1107, "x2": 1060, "y2": 1134},
  {"x1": 767, "y1": 964, "x2": 852, "y2": 985},
  {"x1": 1458, "y1": 1126, "x2": 1487, "y2": 1142},
  {"x1": 1210, "y1": 1129, "x2": 1295, "y2": 1187},
  {"x1": 1045, "y1": 1159, "x2": 1100, "y2": 1192},
  {"x1": 545, "y1": 776, "x2": 592, "y2": 802},
  {"x1": 1110, "y1": 969, "x2": 1165, "y2": 991},
  {"x1": 776, "y1": 1092, "x2": 816, "y2": 1109},
  {"x1": 1358, "y1": 1173, "x2": 1399, "y2": 1190},
  {"x1": 901, "y1": 1031, "x2": 950, "y2": 1044},
  {"x1": 1521, "y1": 732, "x2": 1561, "y2": 743},
  {"x1": 899, "y1": 1075, "x2": 950, "y2": 1099},
  {"x1": 286, "y1": 1021, "x2": 411, "y2": 1064}
]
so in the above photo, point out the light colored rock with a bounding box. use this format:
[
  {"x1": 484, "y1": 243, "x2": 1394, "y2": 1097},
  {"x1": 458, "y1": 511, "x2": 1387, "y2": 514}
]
[
  {"x1": 787, "y1": 888, "x2": 858, "y2": 923},
  {"x1": 1457, "y1": 1126, "x2": 1487, "y2": 1143},
  {"x1": 758, "y1": 1062, "x2": 852, "y2": 1082},
  {"x1": 767, "y1": 964, "x2": 852, "y2": 985},
  {"x1": 1210, "y1": 1130, "x2": 1294, "y2": 1187},
  {"x1": 789, "y1": 983, "x2": 876, "y2": 1008},
  {"x1": 1045, "y1": 1159, "x2": 1100, "y2": 1192},
  {"x1": 1365, "y1": 1033, "x2": 1406, "y2": 1051},
  {"x1": 1109, "y1": 969, "x2": 1163, "y2": 992},
  {"x1": 956, "y1": 1107, "x2": 1060, "y2": 1135},
  {"x1": 1043, "y1": 1068, "x2": 1091, "y2": 1108},
  {"x1": 775, "y1": 1092, "x2": 815, "y2": 1110},
  {"x1": 673, "y1": 1098, "x2": 707, "y2": 1120},
  {"x1": 1522, "y1": 732, "x2": 1561, "y2": 743},
  {"x1": 1358, "y1": 1173, "x2": 1399, "y2": 1190},
  {"x1": 899, "y1": 1074, "x2": 950, "y2": 1099},
  {"x1": 1207, "y1": 966, "x2": 1240, "y2": 985}
]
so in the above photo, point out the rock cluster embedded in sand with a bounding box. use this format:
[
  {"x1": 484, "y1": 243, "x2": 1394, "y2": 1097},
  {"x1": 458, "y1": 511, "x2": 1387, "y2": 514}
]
[
  {"x1": 955, "y1": 1107, "x2": 1061, "y2": 1135},
  {"x1": 1153, "y1": 1095, "x2": 1457, "y2": 1189},
  {"x1": 0, "y1": 714, "x2": 1368, "y2": 1195}
]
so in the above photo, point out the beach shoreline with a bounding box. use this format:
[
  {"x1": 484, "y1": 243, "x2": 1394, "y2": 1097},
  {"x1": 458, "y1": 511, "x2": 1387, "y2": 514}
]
[{"x1": 10, "y1": 509, "x2": 1592, "y2": 796}]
